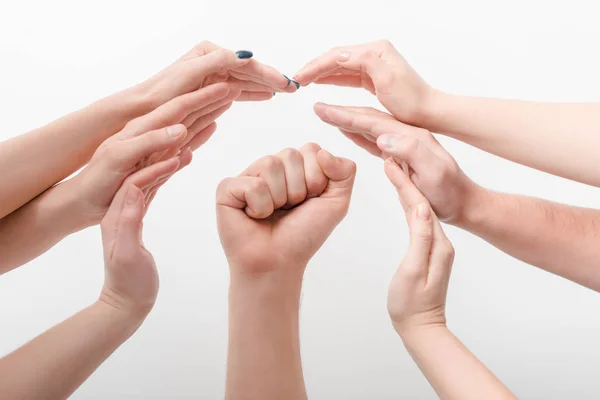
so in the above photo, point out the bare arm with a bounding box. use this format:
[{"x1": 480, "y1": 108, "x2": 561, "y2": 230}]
[
  {"x1": 227, "y1": 272, "x2": 306, "y2": 400},
  {"x1": 0, "y1": 301, "x2": 145, "y2": 400},
  {"x1": 0, "y1": 41, "x2": 293, "y2": 219},
  {"x1": 460, "y1": 188, "x2": 600, "y2": 290},
  {"x1": 384, "y1": 159, "x2": 516, "y2": 400},
  {"x1": 400, "y1": 325, "x2": 515, "y2": 400},
  {"x1": 426, "y1": 95, "x2": 600, "y2": 187}
]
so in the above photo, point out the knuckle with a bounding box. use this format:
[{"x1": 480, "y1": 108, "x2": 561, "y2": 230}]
[
  {"x1": 249, "y1": 178, "x2": 269, "y2": 194},
  {"x1": 398, "y1": 135, "x2": 420, "y2": 154},
  {"x1": 279, "y1": 147, "x2": 302, "y2": 162},
  {"x1": 216, "y1": 177, "x2": 233, "y2": 197},
  {"x1": 259, "y1": 155, "x2": 283, "y2": 171},
  {"x1": 377, "y1": 39, "x2": 394, "y2": 49},
  {"x1": 300, "y1": 142, "x2": 322, "y2": 154}
]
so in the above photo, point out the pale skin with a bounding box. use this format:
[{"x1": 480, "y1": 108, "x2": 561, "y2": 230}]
[
  {"x1": 216, "y1": 143, "x2": 356, "y2": 400},
  {"x1": 0, "y1": 41, "x2": 296, "y2": 220},
  {"x1": 313, "y1": 105, "x2": 600, "y2": 292},
  {"x1": 0, "y1": 82, "x2": 239, "y2": 274},
  {"x1": 295, "y1": 39, "x2": 600, "y2": 187},
  {"x1": 0, "y1": 167, "x2": 168, "y2": 399},
  {"x1": 385, "y1": 158, "x2": 516, "y2": 400}
]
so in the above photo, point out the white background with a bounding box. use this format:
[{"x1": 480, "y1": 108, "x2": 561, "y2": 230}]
[{"x1": 1, "y1": 0, "x2": 600, "y2": 398}]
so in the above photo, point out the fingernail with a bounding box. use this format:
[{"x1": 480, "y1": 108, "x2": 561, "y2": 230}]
[
  {"x1": 379, "y1": 135, "x2": 397, "y2": 149},
  {"x1": 338, "y1": 51, "x2": 351, "y2": 61},
  {"x1": 283, "y1": 74, "x2": 292, "y2": 86},
  {"x1": 417, "y1": 203, "x2": 431, "y2": 220},
  {"x1": 125, "y1": 187, "x2": 139, "y2": 206},
  {"x1": 235, "y1": 50, "x2": 253, "y2": 59},
  {"x1": 291, "y1": 79, "x2": 300, "y2": 89},
  {"x1": 167, "y1": 125, "x2": 185, "y2": 137}
]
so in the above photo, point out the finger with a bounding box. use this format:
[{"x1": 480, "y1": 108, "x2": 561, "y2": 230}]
[
  {"x1": 383, "y1": 158, "x2": 427, "y2": 213},
  {"x1": 229, "y1": 71, "x2": 297, "y2": 93},
  {"x1": 184, "y1": 103, "x2": 232, "y2": 146},
  {"x1": 126, "y1": 158, "x2": 181, "y2": 190},
  {"x1": 178, "y1": 40, "x2": 223, "y2": 61},
  {"x1": 111, "y1": 185, "x2": 145, "y2": 264},
  {"x1": 399, "y1": 203, "x2": 434, "y2": 281},
  {"x1": 183, "y1": 48, "x2": 253, "y2": 85},
  {"x1": 188, "y1": 122, "x2": 218, "y2": 152},
  {"x1": 427, "y1": 219, "x2": 455, "y2": 287},
  {"x1": 144, "y1": 148, "x2": 193, "y2": 210},
  {"x1": 316, "y1": 149, "x2": 357, "y2": 198},
  {"x1": 118, "y1": 125, "x2": 187, "y2": 165},
  {"x1": 294, "y1": 50, "x2": 343, "y2": 85},
  {"x1": 299, "y1": 143, "x2": 328, "y2": 198},
  {"x1": 377, "y1": 135, "x2": 441, "y2": 175},
  {"x1": 236, "y1": 91, "x2": 274, "y2": 102},
  {"x1": 276, "y1": 148, "x2": 307, "y2": 208},
  {"x1": 314, "y1": 75, "x2": 363, "y2": 88},
  {"x1": 233, "y1": 59, "x2": 291, "y2": 89},
  {"x1": 335, "y1": 49, "x2": 394, "y2": 91},
  {"x1": 243, "y1": 155, "x2": 287, "y2": 209},
  {"x1": 340, "y1": 130, "x2": 382, "y2": 157},
  {"x1": 123, "y1": 83, "x2": 231, "y2": 139},
  {"x1": 180, "y1": 86, "x2": 240, "y2": 128},
  {"x1": 216, "y1": 176, "x2": 275, "y2": 219}
]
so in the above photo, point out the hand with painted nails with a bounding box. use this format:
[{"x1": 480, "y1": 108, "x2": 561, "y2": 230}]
[
  {"x1": 217, "y1": 143, "x2": 357, "y2": 273},
  {"x1": 294, "y1": 40, "x2": 434, "y2": 125},
  {"x1": 0, "y1": 83, "x2": 232, "y2": 274},
  {"x1": 139, "y1": 41, "x2": 297, "y2": 109},
  {"x1": 313, "y1": 104, "x2": 480, "y2": 224},
  {"x1": 384, "y1": 159, "x2": 516, "y2": 400}
]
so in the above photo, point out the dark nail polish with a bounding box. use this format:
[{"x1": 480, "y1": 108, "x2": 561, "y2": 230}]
[
  {"x1": 291, "y1": 80, "x2": 300, "y2": 89},
  {"x1": 235, "y1": 50, "x2": 253, "y2": 59},
  {"x1": 283, "y1": 74, "x2": 292, "y2": 86},
  {"x1": 272, "y1": 92, "x2": 276, "y2": 96}
]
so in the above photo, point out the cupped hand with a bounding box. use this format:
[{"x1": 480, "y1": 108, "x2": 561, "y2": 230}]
[
  {"x1": 295, "y1": 40, "x2": 435, "y2": 125},
  {"x1": 138, "y1": 41, "x2": 297, "y2": 111},
  {"x1": 216, "y1": 143, "x2": 356, "y2": 274},
  {"x1": 72, "y1": 83, "x2": 235, "y2": 225},
  {"x1": 314, "y1": 104, "x2": 481, "y2": 224},
  {"x1": 98, "y1": 161, "x2": 177, "y2": 314},
  {"x1": 384, "y1": 159, "x2": 454, "y2": 335}
]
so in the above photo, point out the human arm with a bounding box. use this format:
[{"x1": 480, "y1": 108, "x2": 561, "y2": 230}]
[
  {"x1": 217, "y1": 144, "x2": 356, "y2": 399},
  {"x1": 314, "y1": 105, "x2": 600, "y2": 292},
  {"x1": 296, "y1": 40, "x2": 600, "y2": 187},
  {"x1": 0, "y1": 41, "x2": 294, "y2": 219},
  {"x1": 384, "y1": 158, "x2": 516, "y2": 400},
  {"x1": 0, "y1": 83, "x2": 230, "y2": 274},
  {"x1": 0, "y1": 166, "x2": 167, "y2": 399}
]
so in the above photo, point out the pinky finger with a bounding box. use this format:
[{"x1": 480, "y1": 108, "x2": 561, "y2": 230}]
[
  {"x1": 236, "y1": 91, "x2": 274, "y2": 102},
  {"x1": 126, "y1": 158, "x2": 181, "y2": 191},
  {"x1": 188, "y1": 122, "x2": 218, "y2": 151}
]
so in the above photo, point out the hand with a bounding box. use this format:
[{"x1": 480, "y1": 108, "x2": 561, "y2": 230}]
[
  {"x1": 294, "y1": 40, "x2": 435, "y2": 125},
  {"x1": 384, "y1": 158, "x2": 454, "y2": 335},
  {"x1": 216, "y1": 143, "x2": 356, "y2": 274},
  {"x1": 98, "y1": 162, "x2": 178, "y2": 315},
  {"x1": 70, "y1": 83, "x2": 235, "y2": 225},
  {"x1": 314, "y1": 104, "x2": 482, "y2": 224},
  {"x1": 136, "y1": 41, "x2": 296, "y2": 111}
]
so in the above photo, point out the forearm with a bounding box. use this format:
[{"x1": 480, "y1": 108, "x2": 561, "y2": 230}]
[
  {"x1": 0, "y1": 300, "x2": 146, "y2": 400},
  {"x1": 0, "y1": 85, "x2": 146, "y2": 219},
  {"x1": 226, "y1": 269, "x2": 307, "y2": 400},
  {"x1": 0, "y1": 179, "x2": 92, "y2": 275},
  {"x1": 424, "y1": 92, "x2": 600, "y2": 187},
  {"x1": 399, "y1": 325, "x2": 515, "y2": 400},
  {"x1": 458, "y1": 187, "x2": 600, "y2": 291}
]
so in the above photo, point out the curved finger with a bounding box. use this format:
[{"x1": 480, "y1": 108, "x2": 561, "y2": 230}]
[
  {"x1": 399, "y1": 203, "x2": 434, "y2": 281},
  {"x1": 234, "y1": 59, "x2": 290, "y2": 88},
  {"x1": 216, "y1": 176, "x2": 275, "y2": 219},
  {"x1": 243, "y1": 155, "x2": 288, "y2": 209},
  {"x1": 229, "y1": 71, "x2": 297, "y2": 93},
  {"x1": 340, "y1": 130, "x2": 382, "y2": 157},
  {"x1": 383, "y1": 158, "x2": 427, "y2": 213},
  {"x1": 377, "y1": 135, "x2": 441, "y2": 176},
  {"x1": 188, "y1": 122, "x2": 218, "y2": 152},
  {"x1": 276, "y1": 148, "x2": 307, "y2": 208},
  {"x1": 125, "y1": 158, "x2": 180, "y2": 191},
  {"x1": 236, "y1": 91, "x2": 274, "y2": 102},
  {"x1": 299, "y1": 143, "x2": 328, "y2": 198}
]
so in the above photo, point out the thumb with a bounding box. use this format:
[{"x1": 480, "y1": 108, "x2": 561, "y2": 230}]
[
  {"x1": 316, "y1": 149, "x2": 356, "y2": 188},
  {"x1": 111, "y1": 185, "x2": 145, "y2": 264},
  {"x1": 336, "y1": 50, "x2": 393, "y2": 89}
]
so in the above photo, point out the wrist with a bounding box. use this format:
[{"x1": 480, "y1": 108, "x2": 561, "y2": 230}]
[
  {"x1": 93, "y1": 299, "x2": 149, "y2": 339},
  {"x1": 394, "y1": 320, "x2": 449, "y2": 343},
  {"x1": 97, "y1": 288, "x2": 153, "y2": 327},
  {"x1": 453, "y1": 184, "x2": 494, "y2": 231},
  {"x1": 419, "y1": 89, "x2": 454, "y2": 132},
  {"x1": 229, "y1": 266, "x2": 306, "y2": 303}
]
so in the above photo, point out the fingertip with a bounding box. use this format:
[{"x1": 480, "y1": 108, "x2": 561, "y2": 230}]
[
  {"x1": 166, "y1": 124, "x2": 187, "y2": 140},
  {"x1": 235, "y1": 50, "x2": 254, "y2": 59},
  {"x1": 337, "y1": 50, "x2": 351, "y2": 63},
  {"x1": 377, "y1": 134, "x2": 397, "y2": 151}
]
